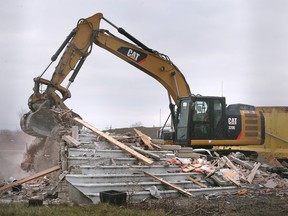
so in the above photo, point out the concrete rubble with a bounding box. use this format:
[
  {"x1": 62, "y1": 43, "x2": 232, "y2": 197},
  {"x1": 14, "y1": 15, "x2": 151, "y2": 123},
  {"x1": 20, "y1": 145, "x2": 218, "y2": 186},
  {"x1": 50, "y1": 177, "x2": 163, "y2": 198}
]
[{"x1": 1, "y1": 122, "x2": 288, "y2": 206}]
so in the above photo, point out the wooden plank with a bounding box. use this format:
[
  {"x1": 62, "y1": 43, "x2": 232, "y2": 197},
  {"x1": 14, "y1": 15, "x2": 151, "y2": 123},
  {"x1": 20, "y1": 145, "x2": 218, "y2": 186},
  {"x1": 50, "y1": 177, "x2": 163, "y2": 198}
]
[
  {"x1": 49, "y1": 171, "x2": 68, "y2": 196},
  {"x1": 186, "y1": 176, "x2": 208, "y2": 188},
  {"x1": 134, "y1": 128, "x2": 154, "y2": 150},
  {"x1": 0, "y1": 165, "x2": 60, "y2": 192},
  {"x1": 182, "y1": 165, "x2": 195, "y2": 173},
  {"x1": 247, "y1": 162, "x2": 261, "y2": 184},
  {"x1": 142, "y1": 170, "x2": 192, "y2": 197},
  {"x1": 74, "y1": 117, "x2": 154, "y2": 165},
  {"x1": 229, "y1": 155, "x2": 268, "y2": 177},
  {"x1": 226, "y1": 175, "x2": 242, "y2": 187},
  {"x1": 228, "y1": 155, "x2": 254, "y2": 170},
  {"x1": 223, "y1": 156, "x2": 240, "y2": 172},
  {"x1": 223, "y1": 156, "x2": 247, "y2": 182},
  {"x1": 134, "y1": 128, "x2": 161, "y2": 150}
]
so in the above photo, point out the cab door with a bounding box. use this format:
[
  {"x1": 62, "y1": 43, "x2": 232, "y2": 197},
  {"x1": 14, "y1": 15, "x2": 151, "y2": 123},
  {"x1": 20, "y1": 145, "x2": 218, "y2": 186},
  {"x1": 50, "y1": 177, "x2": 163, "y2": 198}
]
[
  {"x1": 190, "y1": 100, "x2": 211, "y2": 139},
  {"x1": 175, "y1": 99, "x2": 191, "y2": 144},
  {"x1": 190, "y1": 98, "x2": 225, "y2": 140}
]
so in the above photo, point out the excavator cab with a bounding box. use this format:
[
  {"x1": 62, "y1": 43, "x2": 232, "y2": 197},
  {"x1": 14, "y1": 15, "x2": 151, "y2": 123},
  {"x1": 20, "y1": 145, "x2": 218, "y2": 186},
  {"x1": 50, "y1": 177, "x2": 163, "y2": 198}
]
[
  {"x1": 173, "y1": 96, "x2": 265, "y2": 147},
  {"x1": 175, "y1": 96, "x2": 225, "y2": 145}
]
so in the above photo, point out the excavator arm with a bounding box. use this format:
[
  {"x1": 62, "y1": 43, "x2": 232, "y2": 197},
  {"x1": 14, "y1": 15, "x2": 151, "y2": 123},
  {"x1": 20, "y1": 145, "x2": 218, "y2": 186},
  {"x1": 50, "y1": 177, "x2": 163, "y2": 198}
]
[
  {"x1": 93, "y1": 21, "x2": 191, "y2": 103},
  {"x1": 21, "y1": 13, "x2": 191, "y2": 137}
]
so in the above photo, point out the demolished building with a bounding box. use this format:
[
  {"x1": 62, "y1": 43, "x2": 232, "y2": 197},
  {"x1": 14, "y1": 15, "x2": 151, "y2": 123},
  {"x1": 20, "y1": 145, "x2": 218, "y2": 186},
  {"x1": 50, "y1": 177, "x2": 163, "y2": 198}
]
[{"x1": 1, "y1": 109, "x2": 288, "y2": 205}]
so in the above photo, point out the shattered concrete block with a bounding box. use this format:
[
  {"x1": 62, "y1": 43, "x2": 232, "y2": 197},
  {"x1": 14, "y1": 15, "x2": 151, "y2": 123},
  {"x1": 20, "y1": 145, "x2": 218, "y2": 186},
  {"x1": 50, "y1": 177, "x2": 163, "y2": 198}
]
[{"x1": 264, "y1": 179, "x2": 277, "y2": 189}]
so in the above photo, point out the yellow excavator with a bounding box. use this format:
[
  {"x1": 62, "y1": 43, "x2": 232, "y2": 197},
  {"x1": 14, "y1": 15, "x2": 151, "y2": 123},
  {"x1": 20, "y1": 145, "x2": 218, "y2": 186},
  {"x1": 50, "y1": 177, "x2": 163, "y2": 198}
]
[{"x1": 20, "y1": 13, "x2": 265, "y2": 148}]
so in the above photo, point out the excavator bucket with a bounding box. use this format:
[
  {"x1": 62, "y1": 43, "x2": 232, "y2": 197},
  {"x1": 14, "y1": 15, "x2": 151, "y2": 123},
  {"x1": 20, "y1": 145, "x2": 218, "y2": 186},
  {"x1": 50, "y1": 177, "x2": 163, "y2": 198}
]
[{"x1": 20, "y1": 107, "x2": 57, "y2": 137}]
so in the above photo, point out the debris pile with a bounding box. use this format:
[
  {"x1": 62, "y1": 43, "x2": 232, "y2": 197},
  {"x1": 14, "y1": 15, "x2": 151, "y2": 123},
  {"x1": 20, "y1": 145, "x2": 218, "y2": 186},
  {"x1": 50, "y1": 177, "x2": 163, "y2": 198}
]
[
  {"x1": 0, "y1": 166, "x2": 68, "y2": 205},
  {"x1": 109, "y1": 129, "x2": 288, "y2": 192},
  {"x1": 76, "y1": 119, "x2": 288, "y2": 195},
  {"x1": 165, "y1": 150, "x2": 288, "y2": 190}
]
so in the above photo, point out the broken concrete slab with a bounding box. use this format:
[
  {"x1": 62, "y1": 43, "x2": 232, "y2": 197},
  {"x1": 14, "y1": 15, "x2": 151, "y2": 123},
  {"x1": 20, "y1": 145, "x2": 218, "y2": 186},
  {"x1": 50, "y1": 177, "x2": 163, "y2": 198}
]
[
  {"x1": 62, "y1": 135, "x2": 81, "y2": 147},
  {"x1": 264, "y1": 179, "x2": 278, "y2": 189}
]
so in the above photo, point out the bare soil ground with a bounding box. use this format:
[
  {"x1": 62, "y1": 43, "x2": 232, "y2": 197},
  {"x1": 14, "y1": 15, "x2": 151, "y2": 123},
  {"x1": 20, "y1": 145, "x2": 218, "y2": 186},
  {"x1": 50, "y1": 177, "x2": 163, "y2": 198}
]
[{"x1": 130, "y1": 189, "x2": 288, "y2": 216}]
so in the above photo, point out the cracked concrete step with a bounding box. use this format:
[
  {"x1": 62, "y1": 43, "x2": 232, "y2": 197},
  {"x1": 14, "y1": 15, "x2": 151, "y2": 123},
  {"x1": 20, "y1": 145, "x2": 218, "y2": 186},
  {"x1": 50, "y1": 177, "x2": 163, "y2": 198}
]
[
  {"x1": 68, "y1": 148, "x2": 174, "y2": 158},
  {"x1": 67, "y1": 180, "x2": 200, "y2": 194},
  {"x1": 78, "y1": 165, "x2": 183, "y2": 175},
  {"x1": 68, "y1": 149, "x2": 130, "y2": 158},
  {"x1": 68, "y1": 157, "x2": 169, "y2": 166},
  {"x1": 65, "y1": 172, "x2": 205, "y2": 184},
  {"x1": 84, "y1": 186, "x2": 239, "y2": 204}
]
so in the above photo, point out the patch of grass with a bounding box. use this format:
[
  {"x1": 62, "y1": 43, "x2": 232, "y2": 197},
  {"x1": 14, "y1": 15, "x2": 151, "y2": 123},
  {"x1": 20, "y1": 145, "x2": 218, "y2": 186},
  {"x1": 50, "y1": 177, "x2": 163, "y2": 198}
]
[{"x1": 0, "y1": 203, "x2": 165, "y2": 216}]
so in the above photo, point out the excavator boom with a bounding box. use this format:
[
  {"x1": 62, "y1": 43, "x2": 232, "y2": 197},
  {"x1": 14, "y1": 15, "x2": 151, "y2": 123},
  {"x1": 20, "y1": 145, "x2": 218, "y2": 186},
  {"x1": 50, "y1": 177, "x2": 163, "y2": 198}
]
[{"x1": 20, "y1": 13, "x2": 191, "y2": 137}]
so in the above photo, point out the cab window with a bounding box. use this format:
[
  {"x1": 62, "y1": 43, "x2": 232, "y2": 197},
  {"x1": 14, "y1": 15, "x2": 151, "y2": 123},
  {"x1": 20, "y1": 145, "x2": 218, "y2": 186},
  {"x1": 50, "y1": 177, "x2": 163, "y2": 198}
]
[{"x1": 191, "y1": 100, "x2": 210, "y2": 139}]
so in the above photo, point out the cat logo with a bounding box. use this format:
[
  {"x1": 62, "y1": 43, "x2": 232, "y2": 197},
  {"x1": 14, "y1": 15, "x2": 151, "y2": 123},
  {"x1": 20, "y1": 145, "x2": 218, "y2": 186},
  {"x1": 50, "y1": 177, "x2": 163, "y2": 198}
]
[
  {"x1": 117, "y1": 47, "x2": 147, "y2": 63},
  {"x1": 228, "y1": 118, "x2": 237, "y2": 125},
  {"x1": 127, "y1": 49, "x2": 140, "y2": 61},
  {"x1": 228, "y1": 117, "x2": 237, "y2": 130}
]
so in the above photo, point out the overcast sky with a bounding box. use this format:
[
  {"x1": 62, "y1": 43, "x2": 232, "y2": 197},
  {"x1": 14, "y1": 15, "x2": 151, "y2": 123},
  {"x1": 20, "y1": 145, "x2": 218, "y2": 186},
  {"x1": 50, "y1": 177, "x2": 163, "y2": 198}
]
[{"x1": 0, "y1": 0, "x2": 287, "y2": 131}]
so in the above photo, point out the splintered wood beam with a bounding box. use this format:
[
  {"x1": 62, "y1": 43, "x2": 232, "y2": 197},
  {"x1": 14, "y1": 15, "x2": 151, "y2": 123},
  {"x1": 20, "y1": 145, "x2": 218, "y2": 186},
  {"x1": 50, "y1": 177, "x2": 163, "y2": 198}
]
[
  {"x1": 74, "y1": 117, "x2": 154, "y2": 165},
  {"x1": 226, "y1": 175, "x2": 242, "y2": 187},
  {"x1": 186, "y1": 176, "x2": 208, "y2": 188},
  {"x1": 247, "y1": 162, "x2": 261, "y2": 184},
  {"x1": 134, "y1": 128, "x2": 161, "y2": 150},
  {"x1": 142, "y1": 170, "x2": 192, "y2": 197},
  {"x1": 223, "y1": 156, "x2": 240, "y2": 172},
  {"x1": 228, "y1": 155, "x2": 254, "y2": 170},
  {"x1": 0, "y1": 165, "x2": 60, "y2": 192},
  {"x1": 134, "y1": 128, "x2": 153, "y2": 149}
]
